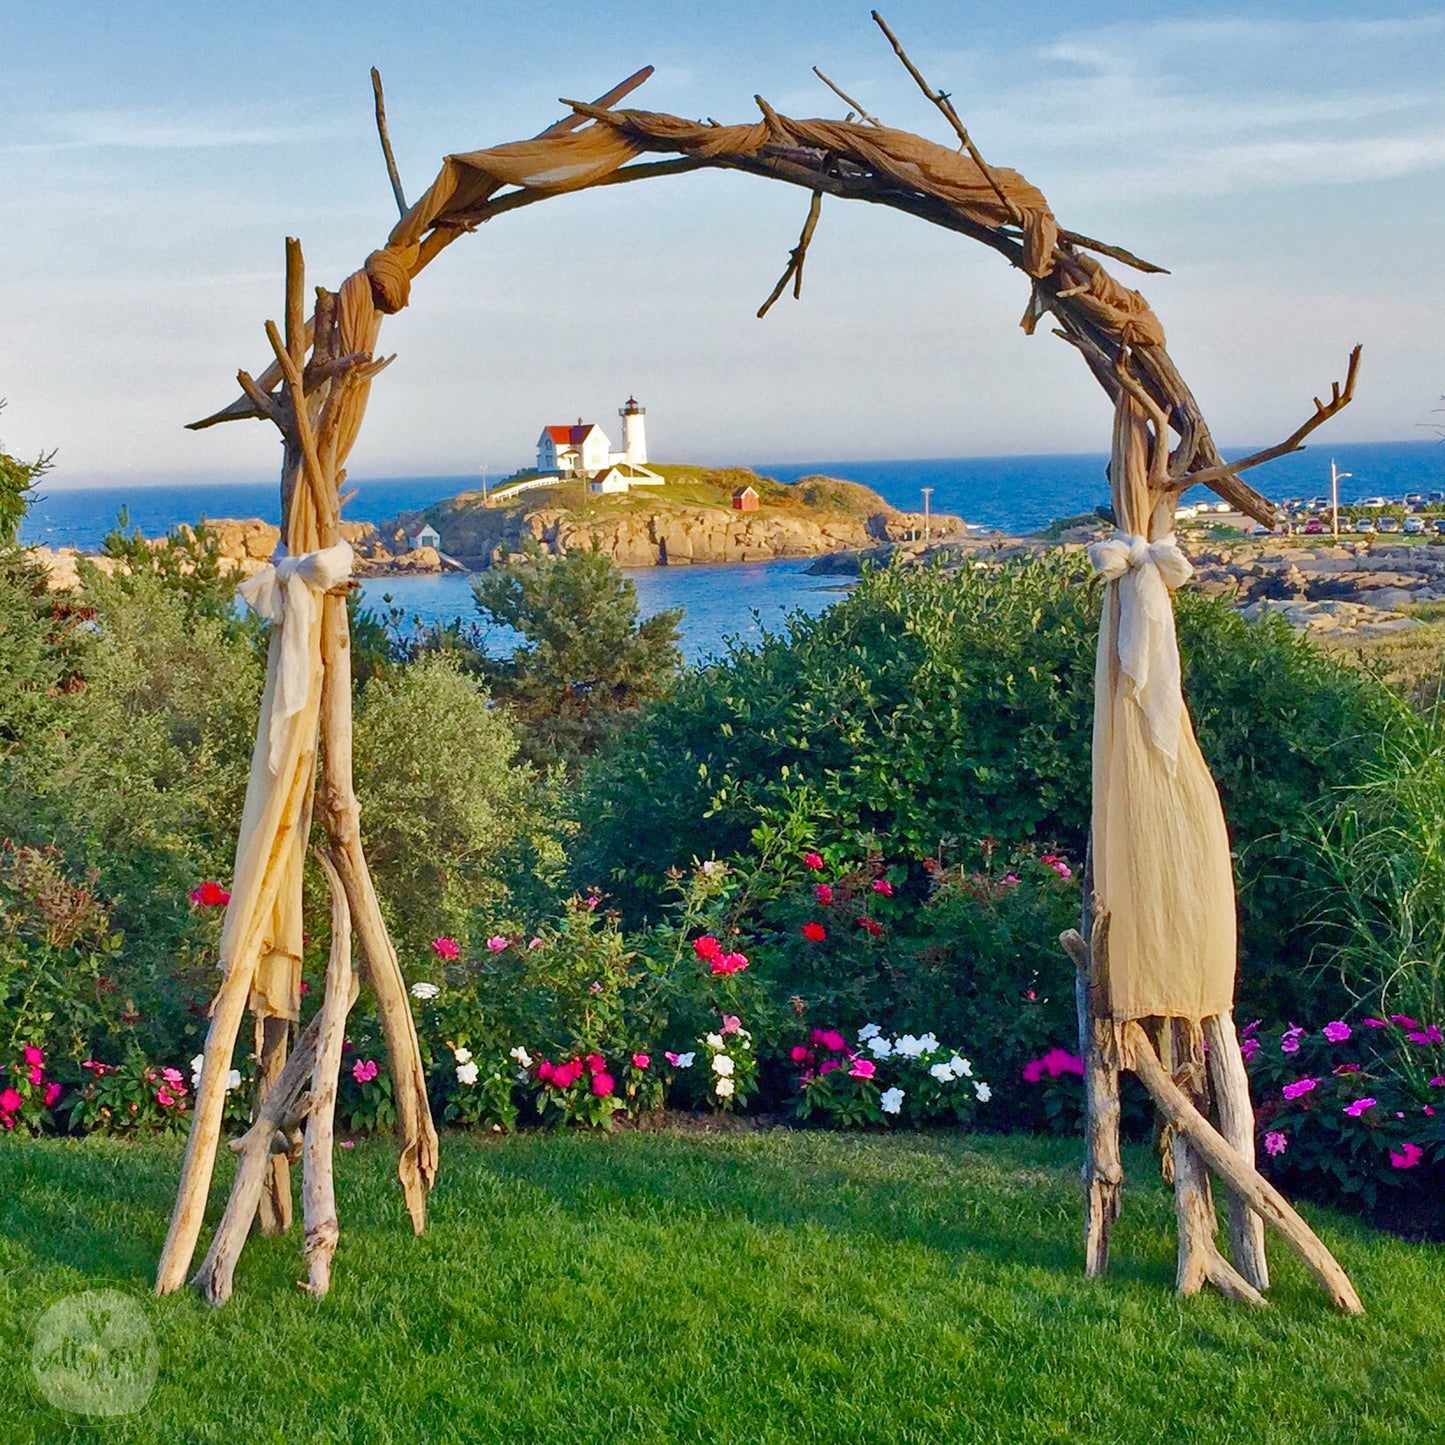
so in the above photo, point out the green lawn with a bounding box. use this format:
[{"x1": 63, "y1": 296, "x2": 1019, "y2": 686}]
[{"x1": 2, "y1": 1130, "x2": 1441, "y2": 1443}]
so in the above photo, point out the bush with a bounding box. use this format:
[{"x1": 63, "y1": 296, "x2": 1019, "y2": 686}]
[{"x1": 576, "y1": 557, "x2": 1394, "y2": 1021}]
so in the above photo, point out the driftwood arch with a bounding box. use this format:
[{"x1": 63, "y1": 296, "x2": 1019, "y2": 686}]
[{"x1": 161, "y1": 15, "x2": 1362, "y2": 1311}]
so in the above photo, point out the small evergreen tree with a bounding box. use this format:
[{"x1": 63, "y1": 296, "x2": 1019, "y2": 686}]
[
  {"x1": 0, "y1": 400, "x2": 54, "y2": 547},
  {"x1": 472, "y1": 544, "x2": 683, "y2": 768}
]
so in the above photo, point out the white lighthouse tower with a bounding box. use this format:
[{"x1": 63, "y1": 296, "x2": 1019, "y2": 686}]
[{"x1": 619, "y1": 396, "x2": 648, "y2": 466}]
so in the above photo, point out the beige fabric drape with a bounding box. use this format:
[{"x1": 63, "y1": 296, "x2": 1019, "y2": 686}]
[{"x1": 1091, "y1": 401, "x2": 1236, "y2": 1024}]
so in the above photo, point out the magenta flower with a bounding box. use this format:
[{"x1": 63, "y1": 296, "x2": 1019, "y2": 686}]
[
  {"x1": 1406, "y1": 1024, "x2": 1443, "y2": 1045},
  {"x1": 0, "y1": 1086, "x2": 22, "y2": 1115},
  {"x1": 1361, "y1": 1018, "x2": 1389, "y2": 1029},
  {"x1": 1430, "y1": 1076, "x2": 1445, "y2": 1088},
  {"x1": 1390, "y1": 1014, "x2": 1420, "y2": 1029},
  {"x1": 791, "y1": 1045, "x2": 812, "y2": 1064},
  {"x1": 693, "y1": 935, "x2": 722, "y2": 962},
  {"x1": 431, "y1": 936, "x2": 460, "y2": 961},
  {"x1": 22, "y1": 1045, "x2": 43, "y2": 1067},
  {"x1": 814, "y1": 884, "x2": 834, "y2": 906},
  {"x1": 1342, "y1": 1097, "x2": 1376, "y2": 1117},
  {"x1": 43, "y1": 1082, "x2": 62, "y2": 1107},
  {"x1": 26, "y1": 1065, "x2": 42, "y2": 1086},
  {"x1": 849, "y1": 1058, "x2": 876, "y2": 1080},
  {"x1": 631, "y1": 1053, "x2": 650, "y2": 1070},
  {"x1": 818, "y1": 1059, "x2": 843, "y2": 1075},
  {"x1": 871, "y1": 878, "x2": 894, "y2": 896},
  {"x1": 590, "y1": 1072, "x2": 615, "y2": 1098},
  {"x1": 351, "y1": 1058, "x2": 379, "y2": 1085},
  {"x1": 803, "y1": 852, "x2": 825, "y2": 871},
  {"x1": 1000, "y1": 873, "x2": 1020, "y2": 887},
  {"x1": 1390, "y1": 1142, "x2": 1423, "y2": 1170},
  {"x1": 156, "y1": 1086, "x2": 175, "y2": 1108},
  {"x1": 1264, "y1": 1130, "x2": 1288, "y2": 1157},
  {"x1": 486, "y1": 935, "x2": 509, "y2": 952},
  {"x1": 1281, "y1": 1077, "x2": 1319, "y2": 1100},
  {"x1": 1280, "y1": 1026, "x2": 1305, "y2": 1055},
  {"x1": 1240, "y1": 1036, "x2": 1260, "y2": 1063},
  {"x1": 1322, "y1": 1021, "x2": 1351, "y2": 1044},
  {"x1": 811, "y1": 1029, "x2": 847, "y2": 1052}
]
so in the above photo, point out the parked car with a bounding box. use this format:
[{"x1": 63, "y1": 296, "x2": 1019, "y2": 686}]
[
  {"x1": 1404, "y1": 515, "x2": 1426, "y2": 535},
  {"x1": 1404, "y1": 494, "x2": 1424, "y2": 508},
  {"x1": 1303, "y1": 517, "x2": 1325, "y2": 534},
  {"x1": 1377, "y1": 516, "x2": 1401, "y2": 533},
  {"x1": 1432, "y1": 518, "x2": 1445, "y2": 535},
  {"x1": 1360, "y1": 496, "x2": 1390, "y2": 509},
  {"x1": 1356, "y1": 518, "x2": 1376, "y2": 533}
]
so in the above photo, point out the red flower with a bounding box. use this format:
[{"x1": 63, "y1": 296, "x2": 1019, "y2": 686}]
[
  {"x1": 0, "y1": 1086, "x2": 21, "y2": 1115},
  {"x1": 814, "y1": 884, "x2": 834, "y2": 906},
  {"x1": 431, "y1": 936, "x2": 461, "y2": 961},
  {"x1": 591, "y1": 1072, "x2": 615, "y2": 1098},
  {"x1": 710, "y1": 952, "x2": 750, "y2": 976},
  {"x1": 803, "y1": 852, "x2": 825, "y2": 871},
  {"x1": 584, "y1": 1053, "x2": 606, "y2": 1075},
  {"x1": 790, "y1": 1045, "x2": 813, "y2": 1064},
  {"x1": 871, "y1": 879, "x2": 894, "y2": 897},
  {"x1": 22, "y1": 1045, "x2": 43, "y2": 1067},
  {"x1": 189, "y1": 881, "x2": 231, "y2": 908},
  {"x1": 631, "y1": 1053, "x2": 651, "y2": 1069},
  {"x1": 856, "y1": 917, "x2": 882, "y2": 937},
  {"x1": 538, "y1": 1060, "x2": 557, "y2": 1084},
  {"x1": 802, "y1": 922, "x2": 826, "y2": 942},
  {"x1": 693, "y1": 935, "x2": 723, "y2": 962}
]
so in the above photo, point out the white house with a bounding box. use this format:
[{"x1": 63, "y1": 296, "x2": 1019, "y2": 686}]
[
  {"x1": 588, "y1": 462, "x2": 664, "y2": 494},
  {"x1": 408, "y1": 523, "x2": 441, "y2": 551},
  {"x1": 537, "y1": 421, "x2": 612, "y2": 478},
  {"x1": 535, "y1": 397, "x2": 651, "y2": 483}
]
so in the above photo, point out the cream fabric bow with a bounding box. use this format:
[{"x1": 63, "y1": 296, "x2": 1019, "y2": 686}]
[
  {"x1": 1087, "y1": 531, "x2": 1193, "y2": 767},
  {"x1": 237, "y1": 542, "x2": 354, "y2": 773}
]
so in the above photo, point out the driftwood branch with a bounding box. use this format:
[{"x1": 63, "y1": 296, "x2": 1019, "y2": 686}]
[
  {"x1": 371, "y1": 67, "x2": 408, "y2": 216},
  {"x1": 871, "y1": 10, "x2": 1022, "y2": 225},
  {"x1": 1180, "y1": 345, "x2": 1363, "y2": 493},
  {"x1": 758, "y1": 189, "x2": 823, "y2": 318},
  {"x1": 812, "y1": 66, "x2": 880, "y2": 125}
]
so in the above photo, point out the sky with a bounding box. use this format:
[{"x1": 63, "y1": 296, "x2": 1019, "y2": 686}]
[{"x1": 4, "y1": 0, "x2": 1444, "y2": 486}]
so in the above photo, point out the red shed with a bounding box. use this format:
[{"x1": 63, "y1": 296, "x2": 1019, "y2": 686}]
[{"x1": 732, "y1": 484, "x2": 760, "y2": 512}]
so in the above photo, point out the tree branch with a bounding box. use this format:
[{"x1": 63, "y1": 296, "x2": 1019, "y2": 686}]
[
  {"x1": 812, "y1": 66, "x2": 880, "y2": 126},
  {"x1": 371, "y1": 68, "x2": 408, "y2": 217},
  {"x1": 757, "y1": 189, "x2": 823, "y2": 317}
]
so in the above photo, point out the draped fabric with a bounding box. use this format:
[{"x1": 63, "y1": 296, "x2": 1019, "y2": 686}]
[{"x1": 1090, "y1": 401, "x2": 1236, "y2": 1025}]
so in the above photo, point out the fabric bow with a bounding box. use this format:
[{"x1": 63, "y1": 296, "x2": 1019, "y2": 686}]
[
  {"x1": 236, "y1": 542, "x2": 354, "y2": 773},
  {"x1": 1087, "y1": 531, "x2": 1193, "y2": 767}
]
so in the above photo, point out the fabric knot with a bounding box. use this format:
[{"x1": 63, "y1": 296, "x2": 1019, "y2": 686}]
[
  {"x1": 364, "y1": 245, "x2": 417, "y2": 314},
  {"x1": 1087, "y1": 531, "x2": 1192, "y2": 768},
  {"x1": 237, "y1": 542, "x2": 353, "y2": 772}
]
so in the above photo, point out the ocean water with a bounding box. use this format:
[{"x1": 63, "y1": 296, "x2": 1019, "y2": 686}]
[{"x1": 21, "y1": 441, "x2": 1442, "y2": 664}]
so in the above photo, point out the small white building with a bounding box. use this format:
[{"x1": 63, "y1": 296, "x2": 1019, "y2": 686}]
[
  {"x1": 588, "y1": 462, "x2": 664, "y2": 494},
  {"x1": 408, "y1": 523, "x2": 441, "y2": 551}
]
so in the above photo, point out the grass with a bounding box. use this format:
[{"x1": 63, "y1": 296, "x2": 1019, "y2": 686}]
[{"x1": 2, "y1": 1130, "x2": 1442, "y2": 1444}]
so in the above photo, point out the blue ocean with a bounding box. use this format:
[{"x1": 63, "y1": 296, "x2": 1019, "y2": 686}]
[{"x1": 21, "y1": 441, "x2": 1442, "y2": 664}]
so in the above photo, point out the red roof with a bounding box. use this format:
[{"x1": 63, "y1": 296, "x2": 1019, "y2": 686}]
[{"x1": 544, "y1": 423, "x2": 601, "y2": 447}]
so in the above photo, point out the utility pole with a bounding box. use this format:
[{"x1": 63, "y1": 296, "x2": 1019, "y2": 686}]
[
  {"x1": 921, "y1": 486, "x2": 933, "y2": 543},
  {"x1": 1331, "y1": 459, "x2": 1350, "y2": 540},
  {"x1": 479, "y1": 463, "x2": 489, "y2": 507}
]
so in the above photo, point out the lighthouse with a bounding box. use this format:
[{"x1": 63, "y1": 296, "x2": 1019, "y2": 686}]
[{"x1": 619, "y1": 396, "x2": 648, "y2": 466}]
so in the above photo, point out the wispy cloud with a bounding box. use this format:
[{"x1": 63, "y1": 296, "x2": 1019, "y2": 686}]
[{"x1": 5, "y1": 107, "x2": 352, "y2": 154}]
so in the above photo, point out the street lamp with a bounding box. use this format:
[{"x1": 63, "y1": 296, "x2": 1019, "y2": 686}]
[
  {"x1": 921, "y1": 486, "x2": 933, "y2": 543},
  {"x1": 1331, "y1": 460, "x2": 1351, "y2": 540}
]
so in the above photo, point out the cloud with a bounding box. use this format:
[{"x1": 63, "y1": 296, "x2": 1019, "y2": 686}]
[{"x1": 5, "y1": 108, "x2": 352, "y2": 154}]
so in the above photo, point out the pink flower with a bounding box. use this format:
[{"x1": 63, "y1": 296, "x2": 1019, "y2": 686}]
[
  {"x1": 584, "y1": 1053, "x2": 606, "y2": 1074},
  {"x1": 538, "y1": 1060, "x2": 557, "y2": 1084},
  {"x1": 1039, "y1": 853, "x2": 1072, "y2": 880},
  {"x1": 664, "y1": 1052, "x2": 686, "y2": 1067},
  {"x1": 487, "y1": 935, "x2": 509, "y2": 952},
  {"x1": 1406, "y1": 1024, "x2": 1443, "y2": 1045},
  {"x1": 1281, "y1": 1077, "x2": 1319, "y2": 1100},
  {"x1": 819, "y1": 1059, "x2": 842, "y2": 1075},
  {"x1": 711, "y1": 952, "x2": 749, "y2": 976},
  {"x1": 816, "y1": 1029, "x2": 847, "y2": 1052},
  {"x1": 588, "y1": 981, "x2": 603, "y2": 993},
  {"x1": 1390, "y1": 1014, "x2": 1420, "y2": 1029},
  {"x1": 585, "y1": 895, "x2": 601, "y2": 910},
  {"x1": 1426, "y1": 1106, "x2": 1437, "y2": 1117},
  {"x1": 1361, "y1": 1018, "x2": 1389, "y2": 1028},
  {"x1": 814, "y1": 884, "x2": 834, "y2": 906},
  {"x1": 339, "y1": 1140, "x2": 355, "y2": 1149},
  {"x1": 26, "y1": 1066, "x2": 42, "y2": 1086},
  {"x1": 161, "y1": 1067, "x2": 185, "y2": 1087},
  {"x1": 1390, "y1": 1142, "x2": 1423, "y2": 1170},
  {"x1": 1022, "y1": 1059, "x2": 1045, "y2": 1083},
  {"x1": 22, "y1": 1045, "x2": 43, "y2": 1067},
  {"x1": 351, "y1": 1058, "x2": 379, "y2": 1085},
  {"x1": 1000, "y1": 873, "x2": 1020, "y2": 887},
  {"x1": 553, "y1": 1059, "x2": 585, "y2": 1088},
  {"x1": 43, "y1": 1083, "x2": 61, "y2": 1107},
  {"x1": 802, "y1": 921, "x2": 826, "y2": 942},
  {"x1": 1333, "y1": 1063, "x2": 1362, "y2": 1075},
  {"x1": 1240, "y1": 1037, "x2": 1260, "y2": 1063},
  {"x1": 1322, "y1": 1021, "x2": 1351, "y2": 1043},
  {"x1": 156, "y1": 1086, "x2": 175, "y2": 1107},
  {"x1": 528, "y1": 937, "x2": 545, "y2": 950},
  {"x1": 431, "y1": 936, "x2": 461, "y2": 961},
  {"x1": 790, "y1": 1046, "x2": 813, "y2": 1064},
  {"x1": 1264, "y1": 1130, "x2": 1288, "y2": 1157},
  {"x1": 803, "y1": 852, "x2": 825, "y2": 871},
  {"x1": 871, "y1": 879, "x2": 894, "y2": 897},
  {"x1": 849, "y1": 1058, "x2": 876, "y2": 1080},
  {"x1": 1430, "y1": 1077, "x2": 1445, "y2": 1088},
  {"x1": 1280, "y1": 1026, "x2": 1305, "y2": 1055},
  {"x1": 693, "y1": 935, "x2": 723, "y2": 963},
  {"x1": 0, "y1": 1086, "x2": 22, "y2": 1114},
  {"x1": 591, "y1": 1072, "x2": 615, "y2": 1098},
  {"x1": 720, "y1": 1015, "x2": 741, "y2": 1036},
  {"x1": 631, "y1": 1053, "x2": 651, "y2": 1070},
  {"x1": 1342, "y1": 1097, "x2": 1376, "y2": 1117}
]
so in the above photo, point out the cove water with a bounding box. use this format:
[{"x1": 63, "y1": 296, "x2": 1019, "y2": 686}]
[{"x1": 21, "y1": 442, "x2": 1442, "y2": 665}]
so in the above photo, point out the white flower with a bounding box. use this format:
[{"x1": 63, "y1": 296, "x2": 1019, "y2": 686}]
[
  {"x1": 672, "y1": 1051, "x2": 696, "y2": 1069},
  {"x1": 973, "y1": 1080, "x2": 992, "y2": 1103},
  {"x1": 949, "y1": 1054, "x2": 972, "y2": 1078},
  {"x1": 452, "y1": 1046, "x2": 473, "y2": 1065},
  {"x1": 706, "y1": 1032, "x2": 725, "y2": 1050},
  {"x1": 509, "y1": 1046, "x2": 532, "y2": 1067},
  {"x1": 714, "y1": 1076, "x2": 735, "y2": 1098},
  {"x1": 858, "y1": 1022, "x2": 881, "y2": 1041},
  {"x1": 191, "y1": 1053, "x2": 205, "y2": 1088},
  {"x1": 918, "y1": 1032, "x2": 940, "y2": 1055},
  {"x1": 226, "y1": 1069, "x2": 241, "y2": 1091},
  {"x1": 868, "y1": 1035, "x2": 893, "y2": 1059},
  {"x1": 456, "y1": 1060, "x2": 480, "y2": 1086},
  {"x1": 929, "y1": 1062, "x2": 954, "y2": 1083},
  {"x1": 880, "y1": 1086, "x2": 905, "y2": 1115},
  {"x1": 712, "y1": 1054, "x2": 735, "y2": 1077},
  {"x1": 894, "y1": 1034, "x2": 924, "y2": 1058},
  {"x1": 410, "y1": 981, "x2": 441, "y2": 1001}
]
